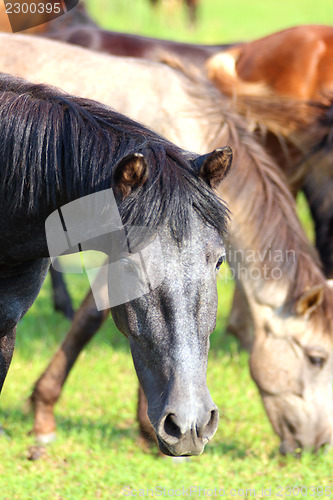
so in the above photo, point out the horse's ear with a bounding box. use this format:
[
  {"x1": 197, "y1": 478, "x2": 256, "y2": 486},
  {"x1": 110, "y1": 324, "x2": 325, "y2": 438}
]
[
  {"x1": 114, "y1": 153, "x2": 148, "y2": 198},
  {"x1": 194, "y1": 147, "x2": 233, "y2": 188},
  {"x1": 296, "y1": 285, "x2": 324, "y2": 317}
]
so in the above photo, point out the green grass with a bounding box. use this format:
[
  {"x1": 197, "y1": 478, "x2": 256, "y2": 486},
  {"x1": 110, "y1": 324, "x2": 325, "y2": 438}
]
[
  {"x1": 1, "y1": 0, "x2": 333, "y2": 498},
  {"x1": 1, "y1": 266, "x2": 332, "y2": 499},
  {"x1": 85, "y1": 0, "x2": 333, "y2": 42}
]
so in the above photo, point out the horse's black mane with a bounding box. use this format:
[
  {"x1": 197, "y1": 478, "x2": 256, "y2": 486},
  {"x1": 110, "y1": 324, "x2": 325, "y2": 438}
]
[{"x1": 0, "y1": 73, "x2": 229, "y2": 242}]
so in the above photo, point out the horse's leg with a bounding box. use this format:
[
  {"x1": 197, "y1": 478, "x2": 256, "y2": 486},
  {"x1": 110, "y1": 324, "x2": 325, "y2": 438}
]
[
  {"x1": 49, "y1": 263, "x2": 74, "y2": 320},
  {"x1": 0, "y1": 327, "x2": 17, "y2": 393},
  {"x1": 0, "y1": 259, "x2": 50, "y2": 393},
  {"x1": 226, "y1": 284, "x2": 254, "y2": 351},
  {"x1": 30, "y1": 287, "x2": 109, "y2": 442},
  {"x1": 186, "y1": 0, "x2": 198, "y2": 26},
  {"x1": 303, "y1": 171, "x2": 333, "y2": 279}
]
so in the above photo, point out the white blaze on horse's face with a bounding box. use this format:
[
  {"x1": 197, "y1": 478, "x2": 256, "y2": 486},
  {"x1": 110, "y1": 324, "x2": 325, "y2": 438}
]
[{"x1": 249, "y1": 287, "x2": 333, "y2": 454}]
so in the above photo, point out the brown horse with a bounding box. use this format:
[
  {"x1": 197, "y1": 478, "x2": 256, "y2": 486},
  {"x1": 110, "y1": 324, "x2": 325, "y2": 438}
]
[
  {"x1": 2, "y1": 34, "x2": 332, "y2": 454},
  {"x1": 206, "y1": 25, "x2": 333, "y2": 173},
  {"x1": 207, "y1": 25, "x2": 333, "y2": 101}
]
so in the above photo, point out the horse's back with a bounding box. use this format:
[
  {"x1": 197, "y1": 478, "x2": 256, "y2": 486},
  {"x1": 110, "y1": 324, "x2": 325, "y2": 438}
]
[
  {"x1": 47, "y1": 26, "x2": 232, "y2": 67},
  {"x1": 0, "y1": 33, "x2": 204, "y2": 152},
  {"x1": 234, "y1": 25, "x2": 333, "y2": 99}
]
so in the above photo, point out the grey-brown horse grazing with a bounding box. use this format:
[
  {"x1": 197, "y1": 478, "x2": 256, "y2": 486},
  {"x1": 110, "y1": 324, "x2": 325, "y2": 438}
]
[{"x1": 1, "y1": 34, "x2": 333, "y2": 454}]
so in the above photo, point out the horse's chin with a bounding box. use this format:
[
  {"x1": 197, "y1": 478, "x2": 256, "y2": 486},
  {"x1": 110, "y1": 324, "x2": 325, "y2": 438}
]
[
  {"x1": 279, "y1": 439, "x2": 302, "y2": 456},
  {"x1": 156, "y1": 436, "x2": 202, "y2": 457}
]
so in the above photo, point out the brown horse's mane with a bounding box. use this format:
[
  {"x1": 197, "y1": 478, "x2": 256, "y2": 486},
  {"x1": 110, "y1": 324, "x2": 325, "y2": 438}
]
[{"x1": 162, "y1": 58, "x2": 333, "y2": 332}]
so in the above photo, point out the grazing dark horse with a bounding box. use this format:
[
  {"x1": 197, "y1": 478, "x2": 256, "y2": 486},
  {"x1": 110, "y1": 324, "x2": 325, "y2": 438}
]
[
  {"x1": 1, "y1": 35, "x2": 333, "y2": 454},
  {"x1": 0, "y1": 73, "x2": 233, "y2": 456}
]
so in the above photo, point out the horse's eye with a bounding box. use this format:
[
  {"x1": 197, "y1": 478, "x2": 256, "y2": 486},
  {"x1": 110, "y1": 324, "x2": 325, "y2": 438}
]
[
  {"x1": 305, "y1": 347, "x2": 328, "y2": 369},
  {"x1": 216, "y1": 255, "x2": 225, "y2": 271},
  {"x1": 308, "y1": 355, "x2": 326, "y2": 368}
]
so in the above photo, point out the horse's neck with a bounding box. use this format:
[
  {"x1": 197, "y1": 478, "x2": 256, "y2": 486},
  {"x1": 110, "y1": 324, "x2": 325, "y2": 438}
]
[
  {"x1": 214, "y1": 136, "x2": 320, "y2": 311},
  {"x1": 222, "y1": 172, "x2": 291, "y2": 308},
  {"x1": 225, "y1": 223, "x2": 290, "y2": 308},
  {"x1": 0, "y1": 35, "x2": 211, "y2": 154}
]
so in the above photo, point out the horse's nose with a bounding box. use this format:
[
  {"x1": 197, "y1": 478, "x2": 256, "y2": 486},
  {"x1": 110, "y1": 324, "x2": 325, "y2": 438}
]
[
  {"x1": 157, "y1": 405, "x2": 219, "y2": 456},
  {"x1": 279, "y1": 425, "x2": 332, "y2": 455},
  {"x1": 315, "y1": 430, "x2": 333, "y2": 452}
]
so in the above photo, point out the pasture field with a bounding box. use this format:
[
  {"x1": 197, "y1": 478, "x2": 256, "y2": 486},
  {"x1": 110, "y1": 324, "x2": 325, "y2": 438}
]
[{"x1": 0, "y1": 0, "x2": 332, "y2": 498}]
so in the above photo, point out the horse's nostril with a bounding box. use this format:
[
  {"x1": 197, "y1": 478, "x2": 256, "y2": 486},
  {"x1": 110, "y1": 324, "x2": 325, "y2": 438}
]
[
  {"x1": 316, "y1": 432, "x2": 332, "y2": 452},
  {"x1": 164, "y1": 414, "x2": 181, "y2": 440},
  {"x1": 197, "y1": 409, "x2": 219, "y2": 439},
  {"x1": 286, "y1": 420, "x2": 296, "y2": 435},
  {"x1": 207, "y1": 409, "x2": 219, "y2": 436}
]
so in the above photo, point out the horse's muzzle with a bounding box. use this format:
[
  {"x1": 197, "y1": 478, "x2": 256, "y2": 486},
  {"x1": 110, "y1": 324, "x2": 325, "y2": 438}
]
[{"x1": 156, "y1": 405, "x2": 219, "y2": 456}]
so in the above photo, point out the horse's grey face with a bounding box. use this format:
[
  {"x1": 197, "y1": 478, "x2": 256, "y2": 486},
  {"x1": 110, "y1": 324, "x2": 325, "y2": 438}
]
[
  {"x1": 250, "y1": 288, "x2": 333, "y2": 454},
  {"x1": 109, "y1": 147, "x2": 232, "y2": 456},
  {"x1": 111, "y1": 217, "x2": 225, "y2": 456}
]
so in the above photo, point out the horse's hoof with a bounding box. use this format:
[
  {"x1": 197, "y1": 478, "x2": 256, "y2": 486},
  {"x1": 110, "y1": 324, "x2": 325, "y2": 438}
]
[
  {"x1": 27, "y1": 445, "x2": 46, "y2": 461},
  {"x1": 35, "y1": 432, "x2": 56, "y2": 444}
]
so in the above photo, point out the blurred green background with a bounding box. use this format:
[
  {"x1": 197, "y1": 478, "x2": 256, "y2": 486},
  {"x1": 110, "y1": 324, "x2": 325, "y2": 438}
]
[
  {"x1": 85, "y1": 0, "x2": 332, "y2": 42},
  {"x1": 0, "y1": 1, "x2": 332, "y2": 498}
]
